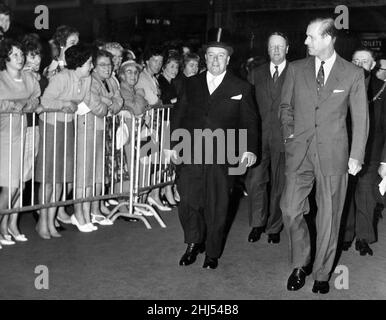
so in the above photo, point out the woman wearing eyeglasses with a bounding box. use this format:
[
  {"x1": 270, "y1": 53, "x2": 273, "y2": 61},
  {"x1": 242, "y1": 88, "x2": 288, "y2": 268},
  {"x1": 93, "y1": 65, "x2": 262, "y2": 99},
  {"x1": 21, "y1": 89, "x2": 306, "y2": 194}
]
[{"x1": 80, "y1": 49, "x2": 123, "y2": 227}]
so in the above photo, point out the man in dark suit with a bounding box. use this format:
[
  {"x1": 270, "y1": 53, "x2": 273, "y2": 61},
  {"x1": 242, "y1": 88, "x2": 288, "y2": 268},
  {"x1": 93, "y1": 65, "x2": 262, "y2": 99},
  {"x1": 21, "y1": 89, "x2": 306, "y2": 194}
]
[
  {"x1": 170, "y1": 28, "x2": 258, "y2": 269},
  {"x1": 246, "y1": 32, "x2": 289, "y2": 244},
  {"x1": 342, "y1": 48, "x2": 386, "y2": 255},
  {"x1": 279, "y1": 18, "x2": 369, "y2": 294}
]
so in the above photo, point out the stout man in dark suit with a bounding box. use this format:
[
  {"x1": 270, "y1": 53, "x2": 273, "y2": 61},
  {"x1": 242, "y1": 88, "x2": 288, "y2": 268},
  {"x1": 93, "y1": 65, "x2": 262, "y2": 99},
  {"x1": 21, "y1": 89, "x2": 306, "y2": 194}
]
[
  {"x1": 170, "y1": 28, "x2": 258, "y2": 269},
  {"x1": 279, "y1": 18, "x2": 369, "y2": 294},
  {"x1": 246, "y1": 32, "x2": 289, "y2": 244},
  {"x1": 342, "y1": 48, "x2": 386, "y2": 255}
]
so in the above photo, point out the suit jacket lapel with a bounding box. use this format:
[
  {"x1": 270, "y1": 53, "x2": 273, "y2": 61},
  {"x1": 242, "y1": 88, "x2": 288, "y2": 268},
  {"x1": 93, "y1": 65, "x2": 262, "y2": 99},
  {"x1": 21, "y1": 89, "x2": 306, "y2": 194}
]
[
  {"x1": 304, "y1": 57, "x2": 318, "y2": 105},
  {"x1": 265, "y1": 65, "x2": 274, "y2": 100},
  {"x1": 209, "y1": 71, "x2": 232, "y2": 101},
  {"x1": 318, "y1": 54, "x2": 345, "y2": 104}
]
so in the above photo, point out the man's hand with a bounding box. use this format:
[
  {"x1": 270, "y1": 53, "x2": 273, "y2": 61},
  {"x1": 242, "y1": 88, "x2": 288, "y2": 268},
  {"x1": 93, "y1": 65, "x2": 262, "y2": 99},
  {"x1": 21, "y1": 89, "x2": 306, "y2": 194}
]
[
  {"x1": 164, "y1": 149, "x2": 177, "y2": 163},
  {"x1": 348, "y1": 158, "x2": 362, "y2": 176},
  {"x1": 241, "y1": 152, "x2": 257, "y2": 168},
  {"x1": 378, "y1": 163, "x2": 386, "y2": 178}
]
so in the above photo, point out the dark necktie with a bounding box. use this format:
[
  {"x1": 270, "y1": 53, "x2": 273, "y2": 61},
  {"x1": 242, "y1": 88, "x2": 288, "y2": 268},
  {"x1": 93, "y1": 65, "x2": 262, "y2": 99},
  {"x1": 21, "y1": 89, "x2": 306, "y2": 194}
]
[
  {"x1": 316, "y1": 61, "x2": 325, "y2": 95},
  {"x1": 273, "y1": 65, "x2": 279, "y2": 83}
]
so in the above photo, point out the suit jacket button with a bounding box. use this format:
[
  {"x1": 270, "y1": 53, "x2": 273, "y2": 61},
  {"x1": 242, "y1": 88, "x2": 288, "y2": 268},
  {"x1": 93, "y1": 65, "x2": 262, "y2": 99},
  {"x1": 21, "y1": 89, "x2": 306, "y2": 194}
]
[{"x1": 316, "y1": 106, "x2": 319, "y2": 110}]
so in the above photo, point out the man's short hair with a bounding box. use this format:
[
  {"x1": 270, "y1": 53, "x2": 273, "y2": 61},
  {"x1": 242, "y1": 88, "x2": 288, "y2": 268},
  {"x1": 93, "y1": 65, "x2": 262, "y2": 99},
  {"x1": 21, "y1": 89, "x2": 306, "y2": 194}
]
[
  {"x1": 310, "y1": 17, "x2": 337, "y2": 40},
  {"x1": 352, "y1": 47, "x2": 375, "y2": 60},
  {"x1": 267, "y1": 31, "x2": 289, "y2": 47}
]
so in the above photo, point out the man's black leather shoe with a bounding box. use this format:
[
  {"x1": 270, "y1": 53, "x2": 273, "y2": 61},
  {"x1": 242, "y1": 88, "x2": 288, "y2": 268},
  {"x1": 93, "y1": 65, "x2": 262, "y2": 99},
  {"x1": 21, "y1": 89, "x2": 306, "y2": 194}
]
[
  {"x1": 179, "y1": 243, "x2": 205, "y2": 266},
  {"x1": 355, "y1": 239, "x2": 373, "y2": 256},
  {"x1": 267, "y1": 233, "x2": 280, "y2": 244},
  {"x1": 341, "y1": 241, "x2": 352, "y2": 251},
  {"x1": 248, "y1": 227, "x2": 264, "y2": 242},
  {"x1": 312, "y1": 281, "x2": 330, "y2": 294},
  {"x1": 202, "y1": 255, "x2": 218, "y2": 269},
  {"x1": 287, "y1": 268, "x2": 307, "y2": 291}
]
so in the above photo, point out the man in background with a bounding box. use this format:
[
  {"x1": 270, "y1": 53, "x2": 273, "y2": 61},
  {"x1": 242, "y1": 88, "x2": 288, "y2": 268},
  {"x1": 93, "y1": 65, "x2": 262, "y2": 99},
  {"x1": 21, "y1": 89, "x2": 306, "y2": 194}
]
[
  {"x1": 342, "y1": 48, "x2": 386, "y2": 256},
  {"x1": 246, "y1": 32, "x2": 289, "y2": 244}
]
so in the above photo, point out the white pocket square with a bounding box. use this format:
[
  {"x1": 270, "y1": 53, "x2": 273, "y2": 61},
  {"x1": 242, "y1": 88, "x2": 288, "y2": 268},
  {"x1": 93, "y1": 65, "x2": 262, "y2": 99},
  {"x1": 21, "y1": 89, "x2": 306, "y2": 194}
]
[
  {"x1": 231, "y1": 94, "x2": 242, "y2": 100},
  {"x1": 333, "y1": 89, "x2": 344, "y2": 93}
]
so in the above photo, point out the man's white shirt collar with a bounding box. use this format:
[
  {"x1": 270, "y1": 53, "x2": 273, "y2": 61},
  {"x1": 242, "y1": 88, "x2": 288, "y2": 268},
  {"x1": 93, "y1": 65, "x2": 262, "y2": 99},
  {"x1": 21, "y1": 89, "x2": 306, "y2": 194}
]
[
  {"x1": 315, "y1": 51, "x2": 336, "y2": 85},
  {"x1": 207, "y1": 71, "x2": 227, "y2": 94},
  {"x1": 270, "y1": 60, "x2": 286, "y2": 78}
]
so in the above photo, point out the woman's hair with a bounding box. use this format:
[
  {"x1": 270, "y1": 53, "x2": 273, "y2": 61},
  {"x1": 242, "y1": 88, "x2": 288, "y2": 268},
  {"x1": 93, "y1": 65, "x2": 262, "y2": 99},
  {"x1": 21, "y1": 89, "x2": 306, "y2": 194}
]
[
  {"x1": 52, "y1": 25, "x2": 79, "y2": 48},
  {"x1": 0, "y1": 38, "x2": 22, "y2": 71},
  {"x1": 162, "y1": 53, "x2": 180, "y2": 70},
  {"x1": 118, "y1": 60, "x2": 142, "y2": 81},
  {"x1": 21, "y1": 33, "x2": 42, "y2": 56},
  {"x1": 65, "y1": 44, "x2": 92, "y2": 70},
  {"x1": 102, "y1": 42, "x2": 124, "y2": 54},
  {"x1": 0, "y1": 2, "x2": 11, "y2": 16},
  {"x1": 92, "y1": 49, "x2": 113, "y2": 67},
  {"x1": 183, "y1": 53, "x2": 200, "y2": 68},
  {"x1": 143, "y1": 45, "x2": 163, "y2": 62}
]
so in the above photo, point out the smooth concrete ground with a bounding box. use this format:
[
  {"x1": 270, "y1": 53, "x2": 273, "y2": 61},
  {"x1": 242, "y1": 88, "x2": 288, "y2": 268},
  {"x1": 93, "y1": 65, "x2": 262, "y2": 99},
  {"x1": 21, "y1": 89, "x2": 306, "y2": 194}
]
[{"x1": 0, "y1": 195, "x2": 385, "y2": 300}]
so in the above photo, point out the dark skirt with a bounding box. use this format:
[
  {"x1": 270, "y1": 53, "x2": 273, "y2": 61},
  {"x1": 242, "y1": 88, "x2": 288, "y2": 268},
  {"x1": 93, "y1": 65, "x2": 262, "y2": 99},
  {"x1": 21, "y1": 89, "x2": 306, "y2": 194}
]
[{"x1": 35, "y1": 119, "x2": 74, "y2": 184}]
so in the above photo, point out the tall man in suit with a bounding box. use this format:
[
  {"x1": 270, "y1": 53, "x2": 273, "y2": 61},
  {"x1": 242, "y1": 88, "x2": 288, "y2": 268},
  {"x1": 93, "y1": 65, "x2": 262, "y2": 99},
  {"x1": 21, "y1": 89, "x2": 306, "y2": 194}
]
[
  {"x1": 342, "y1": 48, "x2": 386, "y2": 255},
  {"x1": 171, "y1": 28, "x2": 258, "y2": 269},
  {"x1": 279, "y1": 18, "x2": 369, "y2": 294},
  {"x1": 246, "y1": 32, "x2": 289, "y2": 244}
]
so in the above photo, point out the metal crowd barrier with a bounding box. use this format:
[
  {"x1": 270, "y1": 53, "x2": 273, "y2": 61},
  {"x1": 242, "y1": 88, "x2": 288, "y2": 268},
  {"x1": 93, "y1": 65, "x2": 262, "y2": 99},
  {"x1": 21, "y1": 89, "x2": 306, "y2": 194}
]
[{"x1": 0, "y1": 104, "x2": 174, "y2": 229}]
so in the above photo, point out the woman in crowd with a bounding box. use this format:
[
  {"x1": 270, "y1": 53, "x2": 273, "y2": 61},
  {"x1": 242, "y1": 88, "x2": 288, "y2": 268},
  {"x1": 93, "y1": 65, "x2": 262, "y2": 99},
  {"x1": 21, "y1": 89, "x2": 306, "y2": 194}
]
[
  {"x1": 102, "y1": 42, "x2": 124, "y2": 83},
  {"x1": 43, "y1": 25, "x2": 80, "y2": 226},
  {"x1": 0, "y1": 39, "x2": 40, "y2": 246},
  {"x1": 4, "y1": 35, "x2": 47, "y2": 242},
  {"x1": 135, "y1": 45, "x2": 172, "y2": 211},
  {"x1": 157, "y1": 54, "x2": 180, "y2": 207},
  {"x1": 76, "y1": 49, "x2": 122, "y2": 227},
  {"x1": 44, "y1": 25, "x2": 79, "y2": 79},
  {"x1": 173, "y1": 53, "x2": 199, "y2": 96},
  {"x1": 118, "y1": 60, "x2": 148, "y2": 201},
  {"x1": 36, "y1": 44, "x2": 93, "y2": 237}
]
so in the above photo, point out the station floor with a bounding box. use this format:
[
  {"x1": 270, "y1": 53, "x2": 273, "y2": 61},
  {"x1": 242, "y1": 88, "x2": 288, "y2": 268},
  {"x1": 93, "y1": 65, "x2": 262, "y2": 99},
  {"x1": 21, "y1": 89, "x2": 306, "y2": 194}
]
[{"x1": 0, "y1": 194, "x2": 385, "y2": 300}]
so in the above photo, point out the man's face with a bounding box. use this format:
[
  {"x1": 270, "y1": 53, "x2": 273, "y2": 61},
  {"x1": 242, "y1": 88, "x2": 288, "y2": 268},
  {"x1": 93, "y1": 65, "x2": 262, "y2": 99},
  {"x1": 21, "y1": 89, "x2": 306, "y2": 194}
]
[
  {"x1": 205, "y1": 47, "x2": 230, "y2": 76},
  {"x1": 146, "y1": 55, "x2": 163, "y2": 75},
  {"x1": 376, "y1": 59, "x2": 386, "y2": 81},
  {"x1": 108, "y1": 48, "x2": 123, "y2": 72},
  {"x1": 352, "y1": 50, "x2": 375, "y2": 71},
  {"x1": 0, "y1": 13, "x2": 10, "y2": 33},
  {"x1": 304, "y1": 21, "x2": 331, "y2": 57},
  {"x1": 268, "y1": 35, "x2": 288, "y2": 65}
]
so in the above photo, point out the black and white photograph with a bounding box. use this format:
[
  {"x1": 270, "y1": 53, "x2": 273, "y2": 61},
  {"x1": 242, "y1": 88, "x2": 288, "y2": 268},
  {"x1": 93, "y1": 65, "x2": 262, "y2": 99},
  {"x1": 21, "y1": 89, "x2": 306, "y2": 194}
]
[{"x1": 0, "y1": 0, "x2": 385, "y2": 305}]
